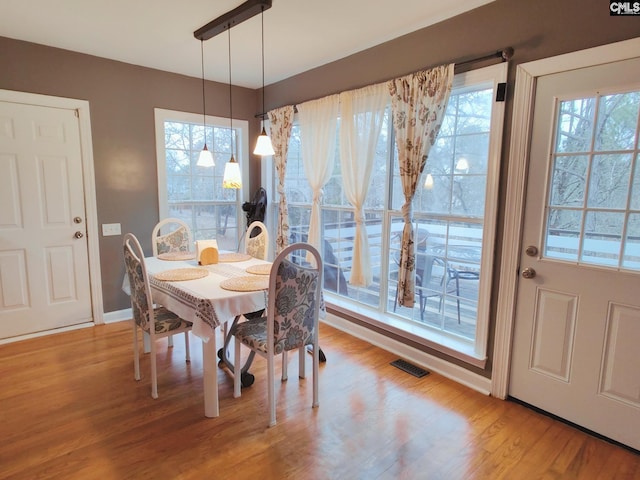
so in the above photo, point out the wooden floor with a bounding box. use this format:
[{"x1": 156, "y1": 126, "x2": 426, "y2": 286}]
[{"x1": 1, "y1": 321, "x2": 638, "y2": 480}]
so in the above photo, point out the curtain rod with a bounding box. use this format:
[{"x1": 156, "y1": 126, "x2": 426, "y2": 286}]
[
  {"x1": 454, "y1": 47, "x2": 514, "y2": 71},
  {"x1": 255, "y1": 47, "x2": 514, "y2": 119}
]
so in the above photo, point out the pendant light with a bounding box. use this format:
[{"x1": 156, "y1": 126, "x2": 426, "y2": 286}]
[
  {"x1": 223, "y1": 26, "x2": 242, "y2": 189},
  {"x1": 196, "y1": 39, "x2": 215, "y2": 167},
  {"x1": 253, "y1": 5, "x2": 275, "y2": 156},
  {"x1": 424, "y1": 173, "x2": 434, "y2": 189},
  {"x1": 455, "y1": 157, "x2": 469, "y2": 173}
]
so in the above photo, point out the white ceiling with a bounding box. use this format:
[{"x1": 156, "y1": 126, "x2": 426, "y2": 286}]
[{"x1": 1, "y1": 0, "x2": 494, "y2": 89}]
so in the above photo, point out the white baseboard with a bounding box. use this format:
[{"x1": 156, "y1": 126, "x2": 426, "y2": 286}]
[
  {"x1": 103, "y1": 308, "x2": 132, "y2": 324},
  {"x1": 0, "y1": 309, "x2": 131, "y2": 345},
  {"x1": 322, "y1": 312, "x2": 492, "y2": 395},
  {"x1": 0, "y1": 322, "x2": 94, "y2": 345}
]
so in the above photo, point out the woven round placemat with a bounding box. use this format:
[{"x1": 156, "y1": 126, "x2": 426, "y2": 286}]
[
  {"x1": 157, "y1": 251, "x2": 196, "y2": 261},
  {"x1": 153, "y1": 268, "x2": 209, "y2": 282},
  {"x1": 218, "y1": 252, "x2": 252, "y2": 263},
  {"x1": 245, "y1": 263, "x2": 272, "y2": 275},
  {"x1": 220, "y1": 275, "x2": 269, "y2": 292}
]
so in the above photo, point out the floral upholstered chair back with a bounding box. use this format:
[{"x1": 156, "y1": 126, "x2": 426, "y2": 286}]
[
  {"x1": 245, "y1": 221, "x2": 269, "y2": 260},
  {"x1": 270, "y1": 244, "x2": 322, "y2": 354},
  {"x1": 123, "y1": 233, "x2": 152, "y2": 332},
  {"x1": 151, "y1": 218, "x2": 192, "y2": 256}
]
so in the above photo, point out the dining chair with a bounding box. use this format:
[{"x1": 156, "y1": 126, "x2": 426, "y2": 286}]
[
  {"x1": 151, "y1": 218, "x2": 192, "y2": 256},
  {"x1": 123, "y1": 233, "x2": 193, "y2": 399},
  {"x1": 219, "y1": 220, "x2": 269, "y2": 370},
  {"x1": 393, "y1": 253, "x2": 460, "y2": 322},
  {"x1": 150, "y1": 218, "x2": 192, "y2": 347},
  {"x1": 244, "y1": 220, "x2": 268, "y2": 260},
  {"x1": 415, "y1": 254, "x2": 460, "y2": 322},
  {"x1": 232, "y1": 242, "x2": 323, "y2": 427}
]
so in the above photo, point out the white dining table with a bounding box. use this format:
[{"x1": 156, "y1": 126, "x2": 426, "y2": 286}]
[{"x1": 134, "y1": 254, "x2": 270, "y2": 418}]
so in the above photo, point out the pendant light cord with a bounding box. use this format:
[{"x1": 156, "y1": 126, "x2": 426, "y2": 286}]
[
  {"x1": 261, "y1": 6, "x2": 266, "y2": 120},
  {"x1": 200, "y1": 40, "x2": 206, "y2": 139},
  {"x1": 228, "y1": 26, "x2": 234, "y2": 159}
]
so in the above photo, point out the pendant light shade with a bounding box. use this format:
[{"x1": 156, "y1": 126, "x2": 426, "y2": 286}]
[
  {"x1": 223, "y1": 155, "x2": 242, "y2": 189},
  {"x1": 197, "y1": 144, "x2": 214, "y2": 167},
  {"x1": 254, "y1": 126, "x2": 275, "y2": 156},
  {"x1": 424, "y1": 173, "x2": 434, "y2": 189},
  {"x1": 455, "y1": 157, "x2": 469, "y2": 172},
  {"x1": 252, "y1": 6, "x2": 274, "y2": 156},
  {"x1": 196, "y1": 39, "x2": 215, "y2": 168}
]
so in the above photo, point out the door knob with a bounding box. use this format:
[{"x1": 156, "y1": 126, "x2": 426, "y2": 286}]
[
  {"x1": 522, "y1": 267, "x2": 536, "y2": 279},
  {"x1": 74, "y1": 231, "x2": 84, "y2": 239}
]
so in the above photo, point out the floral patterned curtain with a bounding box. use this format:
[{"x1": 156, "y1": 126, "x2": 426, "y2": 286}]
[
  {"x1": 388, "y1": 64, "x2": 454, "y2": 307},
  {"x1": 268, "y1": 105, "x2": 295, "y2": 254}
]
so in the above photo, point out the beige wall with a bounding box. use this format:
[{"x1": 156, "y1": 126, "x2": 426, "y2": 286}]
[{"x1": 1, "y1": 0, "x2": 639, "y2": 374}]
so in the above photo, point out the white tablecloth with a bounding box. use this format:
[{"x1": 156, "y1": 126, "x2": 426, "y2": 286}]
[{"x1": 142, "y1": 257, "x2": 269, "y2": 341}]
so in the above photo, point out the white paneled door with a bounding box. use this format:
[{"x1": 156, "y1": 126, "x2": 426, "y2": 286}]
[
  {"x1": 509, "y1": 57, "x2": 640, "y2": 450},
  {"x1": 0, "y1": 101, "x2": 92, "y2": 339}
]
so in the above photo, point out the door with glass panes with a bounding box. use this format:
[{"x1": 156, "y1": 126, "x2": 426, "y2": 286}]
[{"x1": 509, "y1": 56, "x2": 640, "y2": 450}]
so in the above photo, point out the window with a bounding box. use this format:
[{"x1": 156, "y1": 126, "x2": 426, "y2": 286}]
[
  {"x1": 271, "y1": 64, "x2": 507, "y2": 364},
  {"x1": 545, "y1": 90, "x2": 640, "y2": 269},
  {"x1": 155, "y1": 109, "x2": 249, "y2": 251}
]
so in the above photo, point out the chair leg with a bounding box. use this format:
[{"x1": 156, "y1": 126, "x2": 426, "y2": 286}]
[
  {"x1": 282, "y1": 350, "x2": 288, "y2": 381},
  {"x1": 233, "y1": 337, "x2": 241, "y2": 398},
  {"x1": 184, "y1": 331, "x2": 191, "y2": 362},
  {"x1": 133, "y1": 324, "x2": 141, "y2": 381},
  {"x1": 393, "y1": 284, "x2": 398, "y2": 312},
  {"x1": 312, "y1": 338, "x2": 319, "y2": 409},
  {"x1": 298, "y1": 347, "x2": 306, "y2": 379},
  {"x1": 168, "y1": 335, "x2": 174, "y2": 347},
  {"x1": 150, "y1": 340, "x2": 158, "y2": 399},
  {"x1": 143, "y1": 331, "x2": 151, "y2": 353},
  {"x1": 268, "y1": 354, "x2": 276, "y2": 427},
  {"x1": 455, "y1": 277, "x2": 461, "y2": 324}
]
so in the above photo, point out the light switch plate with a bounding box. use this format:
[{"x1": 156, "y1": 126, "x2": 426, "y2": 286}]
[{"x1": 102, "y1": 223, "x2": 122, "y2": 236}]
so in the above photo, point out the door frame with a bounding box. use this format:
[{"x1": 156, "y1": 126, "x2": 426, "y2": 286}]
[
  {"x1": 0, "y1": 89, "x2": 104, "y2": 329},
  {"x1": 491, "y1": 36, "x2": 640, "y2": 399}
]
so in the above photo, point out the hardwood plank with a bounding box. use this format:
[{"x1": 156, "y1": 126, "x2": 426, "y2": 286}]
[{"x1": 0, "y1": 321, "x2": 637, "y2": 479}]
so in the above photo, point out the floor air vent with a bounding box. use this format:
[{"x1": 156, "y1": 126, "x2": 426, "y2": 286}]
[{"x1": 390, "y1": 359, "x2": 430, "y2": 378}]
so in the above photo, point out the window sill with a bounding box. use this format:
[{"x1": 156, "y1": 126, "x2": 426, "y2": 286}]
[{"x1": 325, "y1": 295, "x2": 487, "y2": 369}]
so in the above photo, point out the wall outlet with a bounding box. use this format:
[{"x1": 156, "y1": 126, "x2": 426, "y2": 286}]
[{"x1": 102, "y1": 223, "x2": 122, "y2": 236}]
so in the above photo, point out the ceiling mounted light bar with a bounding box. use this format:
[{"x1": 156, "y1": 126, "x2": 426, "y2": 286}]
[{"x1": 194, "y1": 0, "x2": 273, "y2": 40}]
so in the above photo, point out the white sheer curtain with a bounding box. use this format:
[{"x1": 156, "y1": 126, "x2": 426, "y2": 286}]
[
  {"x1": 339, "y1": 84, "x2": 388, "y2": 286},
  {"x1": 268, "y1": 105, "x2": 295, "y2": 254},
  {"x1": 388, "y1": 64, "x2": 454, "y2": 307},
  {"x1": 297, "y1": 95, "x2": 339, "y2": 260}
]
